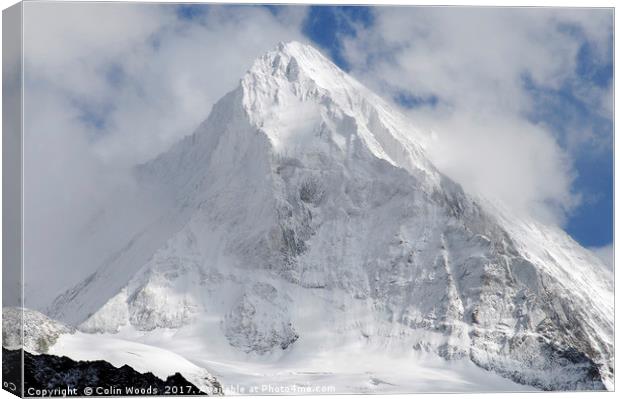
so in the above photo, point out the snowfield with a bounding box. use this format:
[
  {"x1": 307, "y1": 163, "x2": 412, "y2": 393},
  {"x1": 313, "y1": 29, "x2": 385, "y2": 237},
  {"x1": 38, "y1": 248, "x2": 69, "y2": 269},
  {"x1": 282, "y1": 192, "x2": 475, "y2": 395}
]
[
  {"x1": 42, "y1": 41, "x2": 613, "y2": 392},
  {"x1": 50, "y1": 326, "x2": 532, "y2": 394},
  {"x1": 49, "y1": 332, "x2": 220, "y2": 395}
]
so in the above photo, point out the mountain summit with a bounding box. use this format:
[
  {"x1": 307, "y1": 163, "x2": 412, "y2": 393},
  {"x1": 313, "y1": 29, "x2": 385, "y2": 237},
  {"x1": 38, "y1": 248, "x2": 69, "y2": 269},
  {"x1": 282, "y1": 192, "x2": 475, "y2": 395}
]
[
  {"x1": 49, "y1": 42, "x2": 613, "y2": 391},
  {"x1": 241, "y1": 41, "x2": 433, "y2": 172}
]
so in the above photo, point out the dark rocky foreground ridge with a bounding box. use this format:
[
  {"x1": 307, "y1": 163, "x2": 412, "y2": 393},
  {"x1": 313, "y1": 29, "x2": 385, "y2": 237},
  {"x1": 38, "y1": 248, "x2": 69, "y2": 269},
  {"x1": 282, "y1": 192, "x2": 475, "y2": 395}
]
[{"x1": 2, "y1": 348, "x2": 222, "y2": 397}]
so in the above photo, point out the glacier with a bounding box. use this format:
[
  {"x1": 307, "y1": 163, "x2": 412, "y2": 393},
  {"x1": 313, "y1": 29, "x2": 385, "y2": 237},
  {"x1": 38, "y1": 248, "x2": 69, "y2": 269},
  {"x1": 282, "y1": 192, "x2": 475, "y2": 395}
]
[{"x1": 44, "y1": 41, "x2": 613, "y2": 392}]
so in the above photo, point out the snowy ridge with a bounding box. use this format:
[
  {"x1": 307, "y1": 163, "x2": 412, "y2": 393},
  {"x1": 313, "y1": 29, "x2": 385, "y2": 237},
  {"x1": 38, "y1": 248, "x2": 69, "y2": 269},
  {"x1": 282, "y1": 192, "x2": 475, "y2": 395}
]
[{"x1": 47, "y1": 41, "x2": 613, "y2": 392}]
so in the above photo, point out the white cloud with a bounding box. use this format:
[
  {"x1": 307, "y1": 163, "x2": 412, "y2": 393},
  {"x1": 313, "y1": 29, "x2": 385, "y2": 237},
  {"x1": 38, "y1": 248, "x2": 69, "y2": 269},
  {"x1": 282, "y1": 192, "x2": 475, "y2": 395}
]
[
  {"x1": 340, "y1": 7, "x2": 612, "y2": 224},
  {"x1": 590, "y1": 244, "x2": 614, "y2": 270},
  {"x1": 425, "y1": 113, "x2": 579, "y2": 224},
  {"x1": 24, "y1": 3, "x2": 306, "y2": 166},
  {"x1": 22, "y1": 3, "x2": 307, "y2": 307}
]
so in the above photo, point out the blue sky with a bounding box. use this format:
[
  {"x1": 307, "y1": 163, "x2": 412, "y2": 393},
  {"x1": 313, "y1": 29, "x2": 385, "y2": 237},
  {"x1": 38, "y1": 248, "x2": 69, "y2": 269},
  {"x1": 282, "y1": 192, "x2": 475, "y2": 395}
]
[
  {"x1": 525, "y1": 53, "x2": 613, "y2": 247},
  {"x1": 301, "y1": 6, "x2": 373, "y2": 70}
]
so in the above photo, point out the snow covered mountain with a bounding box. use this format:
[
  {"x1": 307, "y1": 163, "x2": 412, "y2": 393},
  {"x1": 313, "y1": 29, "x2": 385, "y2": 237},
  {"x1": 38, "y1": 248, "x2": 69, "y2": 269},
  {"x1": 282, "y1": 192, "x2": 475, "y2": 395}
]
[{"x1": 47, "y1": 41, "x2": 614, "y2": 391}]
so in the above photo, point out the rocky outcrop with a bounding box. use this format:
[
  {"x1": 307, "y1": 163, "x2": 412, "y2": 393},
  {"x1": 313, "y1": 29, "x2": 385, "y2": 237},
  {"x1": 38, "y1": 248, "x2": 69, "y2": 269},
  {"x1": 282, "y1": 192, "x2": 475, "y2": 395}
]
[
  {"x1": 2, "y1": 348, "x2": 221, "y2": 397},
  {"x1": 2, "y1": 307, "x2": 74, "y2": 353}
]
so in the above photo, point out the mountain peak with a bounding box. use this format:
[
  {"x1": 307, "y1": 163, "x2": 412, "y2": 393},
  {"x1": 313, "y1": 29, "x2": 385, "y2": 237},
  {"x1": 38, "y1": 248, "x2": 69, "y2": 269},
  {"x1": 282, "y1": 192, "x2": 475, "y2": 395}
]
[
  {"x1": 275, "y1": 40, "x2": 311, "y2": 51},
  {"x1": 239, "y1": 41, "x2": 436, "y2": 182},
  {"x1": 245, "y1": 40, "x2": 346, "y2": 86},
  {"x1": 275, "y1": 40, "x2": 323, "y2": 57}
]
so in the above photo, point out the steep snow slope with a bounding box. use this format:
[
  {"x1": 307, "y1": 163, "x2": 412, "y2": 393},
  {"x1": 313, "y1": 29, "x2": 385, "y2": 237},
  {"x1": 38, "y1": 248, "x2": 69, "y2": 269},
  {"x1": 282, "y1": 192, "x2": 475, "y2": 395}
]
[{"x1": 48, "y1": 41, "x2": 613, "y2": 391}]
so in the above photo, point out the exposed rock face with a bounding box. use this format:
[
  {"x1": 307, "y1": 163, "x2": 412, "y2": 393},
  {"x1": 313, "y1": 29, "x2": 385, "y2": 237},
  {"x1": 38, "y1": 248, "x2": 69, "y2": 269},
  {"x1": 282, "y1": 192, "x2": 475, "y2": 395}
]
[
  {"x1": 2, "y1": 307, "x2": 74, "y2": 353},
  {"x1": 47, "y1": 42, "x2": 613, "y2": 391},
  {"x1": 224, "y1": 283, "x2": 299, "y2": 354},
  {"x1": 2, "y1": 348, "x2": 221, "y2": 396}
]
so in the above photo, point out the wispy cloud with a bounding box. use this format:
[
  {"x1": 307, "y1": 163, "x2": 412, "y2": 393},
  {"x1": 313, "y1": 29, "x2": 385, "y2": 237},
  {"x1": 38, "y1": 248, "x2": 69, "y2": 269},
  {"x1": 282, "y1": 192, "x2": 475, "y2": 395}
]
[{"x1": 589, "y1": 244, "x2": 614, "y2": 270}]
